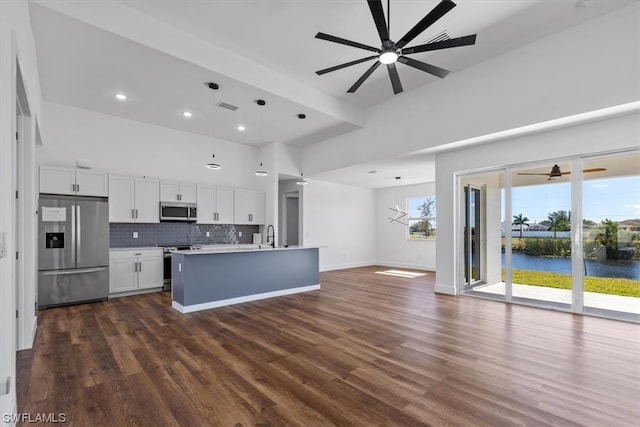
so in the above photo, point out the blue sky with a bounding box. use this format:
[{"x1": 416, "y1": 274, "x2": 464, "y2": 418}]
[
  {"x1": 510, "y1": 175, "x2": 640, "y2": 223},
  {"x1": 407, "y1": 175, "x2": 640, "y2": 223}
]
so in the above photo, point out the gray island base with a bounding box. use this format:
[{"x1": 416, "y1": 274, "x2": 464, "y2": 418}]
[{"x1": 171, "y1": 247, "x2": 320, "y2": 313}]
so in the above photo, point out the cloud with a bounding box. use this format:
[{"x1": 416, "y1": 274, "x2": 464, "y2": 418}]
[
  {"x1": 625, "y1": 203, "x2": 640, "y2": 217},
  {"x1": 591, "y1": 183, "x2": 609, "y2": 189}
]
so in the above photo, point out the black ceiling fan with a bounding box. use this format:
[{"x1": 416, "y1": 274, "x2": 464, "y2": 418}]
[
  {"x1": 315, "y1": 0, "x2": 476, "y2": 95},
  {"x1": 517, "y1": 165, "x2": 607, "y2": 181}
]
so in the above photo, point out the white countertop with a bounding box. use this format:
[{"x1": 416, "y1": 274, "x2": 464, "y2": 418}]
[
  {"x1": 109, "y1": 246, "x2": 162, "y2": 251},
  {"x1": 176, "y1": 245, "x2": 323, "y2": 255},
  {"x1": 109, "y1": 244, "x2": 260, "y2": 251}
]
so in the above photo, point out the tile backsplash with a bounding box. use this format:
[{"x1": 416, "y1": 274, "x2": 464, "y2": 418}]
[{"x1": 110, "y1": 222, "x2": 260, "y2": 247}]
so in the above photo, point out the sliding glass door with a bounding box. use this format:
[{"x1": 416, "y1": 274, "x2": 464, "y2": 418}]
[
  {"x1": 509, "y1": 162, "x2": 572, "y2": 308},
  {"x1": 459, "y1": 150, "x2": 639, "y2": 321},
  {"x1": 582, "y1": 152, "x2": 640, "y2": 319},
  {"x1": 460, "y1": 172, "x2": 505, "y2": 298}
]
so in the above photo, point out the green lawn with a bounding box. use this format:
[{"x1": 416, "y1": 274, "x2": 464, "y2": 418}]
[{"x1": 502, "y1": 269, "x2": 640, "y2": 297}]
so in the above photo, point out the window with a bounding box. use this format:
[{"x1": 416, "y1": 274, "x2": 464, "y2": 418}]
[{"x1": 408, "y1": 196, "x2": 436, "y2": 240}]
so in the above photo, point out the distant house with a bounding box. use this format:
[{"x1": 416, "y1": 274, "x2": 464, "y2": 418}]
[
  {"x1": 527, "y1": 223, "x2": 548, "y2": 231},
  {"x1": 618, "y1": 219, "x2": 640, "y2": 231}
]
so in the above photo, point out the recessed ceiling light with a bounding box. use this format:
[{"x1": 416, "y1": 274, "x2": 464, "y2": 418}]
[
  {"x1": 114, "y1": 93, "x2": 127, "y2": 101},
  {"x1": 237, "y1": 125, "x2": 246, "y2": 131},
  {"x1": 368, "y1": 170, "x2": 378, "y2": 174},
  {"x1": 182, "y1": 111, "x2": 192, "y2": 118}
]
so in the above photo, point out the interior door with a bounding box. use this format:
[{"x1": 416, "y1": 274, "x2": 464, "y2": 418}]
[{"x1": 464, "y1": 185, "x2": 482, "y2": 286}]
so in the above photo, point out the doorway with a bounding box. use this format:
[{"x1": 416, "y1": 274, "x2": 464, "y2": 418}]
[
  {"x1": 285, "y1": 192, "x2": 299, "y2": 246},
  {"x1": 463, "y1": 185, "x2": 481, "y2": 287}
]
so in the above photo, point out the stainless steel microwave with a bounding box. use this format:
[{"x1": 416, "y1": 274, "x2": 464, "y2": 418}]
[{"x1": 159, "y1": 202, "x2": 197, "y2": 222}]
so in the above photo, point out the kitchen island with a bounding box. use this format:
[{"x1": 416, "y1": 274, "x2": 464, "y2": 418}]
[{"x1": 171, "y1": 246, "x2": 321, "y2": 313}]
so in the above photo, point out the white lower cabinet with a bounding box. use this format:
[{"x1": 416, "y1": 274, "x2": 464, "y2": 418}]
[{"x1": 109, "y1": 249, "x2": 163, "y2": 294}]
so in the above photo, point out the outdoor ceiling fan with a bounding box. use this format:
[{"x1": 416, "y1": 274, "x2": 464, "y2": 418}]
[
  {"x1": 517, "y1": 165, "x2": 607, "y2": 181},
  {"x1": 314, "y1": 0, "x2": 477, "y2": 94}
]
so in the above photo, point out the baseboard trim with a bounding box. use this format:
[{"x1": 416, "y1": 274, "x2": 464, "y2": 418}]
[
  {"x1": 30, "y1": 315, "x2": 37, "y2": 348},
  {"x1": 172, "y1": 284, "x2": 321, "y2": 313},
  {"x1": 435, "y1": 283, "x2": 457, "y2": 295},
  {"x1": 375, "y1": 261, "x2": 436, "y2": 271},
  {"x1": 109, "y1": 287, "x2": 163, "y2": 299},
  {"x1": 320, "y1": 261, "x2": 375, "y2": 272}
]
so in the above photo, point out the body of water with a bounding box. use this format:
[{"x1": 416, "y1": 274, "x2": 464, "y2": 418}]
[{"x1": 502, "y1": 252, "x2": 640, "y2": 280}]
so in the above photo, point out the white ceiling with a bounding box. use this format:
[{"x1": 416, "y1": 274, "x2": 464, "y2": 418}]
[{"x1": 29, "y1": 0, "x2": 637, "y2": 186}]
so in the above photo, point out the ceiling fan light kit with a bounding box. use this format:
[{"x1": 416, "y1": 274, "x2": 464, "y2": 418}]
[{"x1": 315, "y1": 0, "x2": 477, "y2": 94}]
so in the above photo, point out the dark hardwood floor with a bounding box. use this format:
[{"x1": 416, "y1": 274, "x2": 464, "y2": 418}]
[{"x1": 17, "y1": 266, "x2": 640, "y2": 426}]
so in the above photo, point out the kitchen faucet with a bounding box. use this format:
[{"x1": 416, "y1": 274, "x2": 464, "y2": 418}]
[{"x1": 266, "y1": 225, "x2": 275, "y2": 248}]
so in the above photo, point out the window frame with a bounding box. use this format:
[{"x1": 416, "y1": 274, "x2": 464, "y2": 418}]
[{"x1": 407, "y1": 196, "x2": 436, "y2": 241}]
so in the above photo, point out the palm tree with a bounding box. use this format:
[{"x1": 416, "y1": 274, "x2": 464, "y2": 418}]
[
  {"x1": 547, "y1": 213, "x2": 570, "y2": 238},
  {"x1": 512, "y1": 214, "x2": 529, "y2": 239}
]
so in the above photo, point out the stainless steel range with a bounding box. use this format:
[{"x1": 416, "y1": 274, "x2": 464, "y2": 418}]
[{"x1": 162, "y1": 244, "x2": 201, "y2": 291}]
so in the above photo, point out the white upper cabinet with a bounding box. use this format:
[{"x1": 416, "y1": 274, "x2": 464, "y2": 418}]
[
  {"x1": 160, "y1": 181, "x2": 197, "y2": 203},
  {"x1": 216, "y1": 187, "x2": 234, "y2": 224},
  {"x1": 109, "y1": 174, "x2": 159, "y2": 223},
  {"x1": 233, "y1": 189, "x2": 266, "y2": 225},
  {"x1": 197, "y1": 186, "x2": 234, "y2": 224},
  {"x1": 39, "y1": 166, "x2": 108, "y2": 197}
]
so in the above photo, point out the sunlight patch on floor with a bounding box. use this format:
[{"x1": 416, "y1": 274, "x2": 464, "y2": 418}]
[{"x1": 375, "y1": 270, "x2": 426, "y2": 278}]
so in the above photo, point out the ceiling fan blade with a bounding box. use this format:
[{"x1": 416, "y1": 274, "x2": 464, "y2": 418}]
[
  {"x1": 397, "y1": 56, "x2": 449, "y2": 78},
  {"x1": 368, "y1": 0, "x2": 389, "y2": 42},
  {"x1": 315, "y1": 32, "x2": 380, "y2": 53},
  {"x1": 396, "y1": 0, "x2": 456, "y2": 49},
  {"x1": 316, "y1": 56, "x2": 379, "y2": 75},
  {"x1": 347, "y1": 61, "x2": 381, "y2": 93},
  {"x1": 387, "y1": 63, "x2": 403, "y2": 94},
  {"x1": 402, "y1": 34, "x2": 477, "y2": 55},
  {"x1": 583, "y1": 168, "x2": 607, "y2": 173},
  {"x1": 517, "y1": 173, "x2": 553, "y2": 176}
]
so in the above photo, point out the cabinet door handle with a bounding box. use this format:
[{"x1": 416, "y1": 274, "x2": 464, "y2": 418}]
[
  {"x1": 134, "y1": 262, "x2": 138, "y2": 272},
  {"x1": 138, "y1": 261, "x2": 142, "y2": 272},
  {"x1": 76, "y1": 184, "x2": 80, "y2": 192},
  {"x1": 131, "y1": 209, "x2": 135, "y2": 219},
  {"x1": 135, "y1": 209, "x2": 139, "y2": 219}
]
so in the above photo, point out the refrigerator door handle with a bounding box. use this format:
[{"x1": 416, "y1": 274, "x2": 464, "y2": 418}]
[
  {"x1": 76, "y1": 205, "x2": 81, "y2": 265},
  {"x1": 43, "y1": 267, "x2": 107, "y2": 276},
  {"x1": 71, "y1": 203, "x2": 76, "y2": 266}
]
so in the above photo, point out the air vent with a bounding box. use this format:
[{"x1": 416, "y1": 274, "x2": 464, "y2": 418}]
[
  {"x1": 425, "y1": 30, "x2": 451, "y2": 44},
  {"x1": 216, "y1": 101, "x2": 238, "y2": 111}
]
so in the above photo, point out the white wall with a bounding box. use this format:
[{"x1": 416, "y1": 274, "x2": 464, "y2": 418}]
[
  {"x1": 0, "y1": 0, "x2": 43, "y2": 419},
  {"x1": 38, "y1": 102, "x2": 261, "y2": 189},
  {"x1": 435, "y1": 112, "x2": 640, "y2": 295},
  {"x1": 303, "y1": 3, "x2": 640, "y2": 175},
  {"x1": 375, "y1": 183, "x2": 436, "y2": 271},
  {"x1": 302, "y1": 180, "x2": 376, "y2": 271}
]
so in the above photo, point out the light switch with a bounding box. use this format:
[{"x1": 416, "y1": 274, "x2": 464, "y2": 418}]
[
  {"x1": 0, "y1": 231, "x2": 6, "y2": 258},
  {"x1": 238, "y1": 231, "x2": 242, "y2": 237},
  {"x1": 206, "y1": 231, "x2": 210, "y2": 237},
  {"x1": 133, "y1": 232, "x2": 138, "y2": 239}
]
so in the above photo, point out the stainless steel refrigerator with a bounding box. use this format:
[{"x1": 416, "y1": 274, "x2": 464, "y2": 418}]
[{"x1": 38, "y1": 194, "x2": 109, "y2": 308}]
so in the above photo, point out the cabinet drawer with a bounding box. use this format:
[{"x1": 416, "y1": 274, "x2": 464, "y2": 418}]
[{"x1": 110, "y1": 248, "x2": 162, "y2": 260}]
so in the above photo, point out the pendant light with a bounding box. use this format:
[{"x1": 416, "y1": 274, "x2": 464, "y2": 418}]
[
  {"x1": 296, "y1": 172, "x2": 308, "y2": 186},
  {"x1": 206, "y1": 82, "x2": 221, "y2": 170},
  {"x1": 296, "y1": 113, "x2": 308, "y2": 185},
  {"x1": 255, "y1": 99, "x2": 268, "y2": 176}
]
